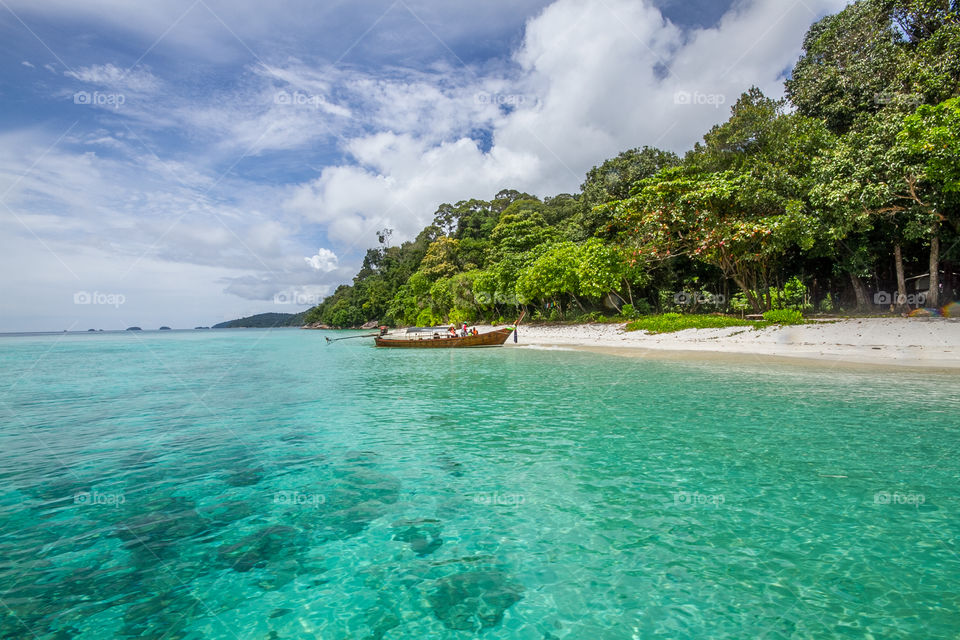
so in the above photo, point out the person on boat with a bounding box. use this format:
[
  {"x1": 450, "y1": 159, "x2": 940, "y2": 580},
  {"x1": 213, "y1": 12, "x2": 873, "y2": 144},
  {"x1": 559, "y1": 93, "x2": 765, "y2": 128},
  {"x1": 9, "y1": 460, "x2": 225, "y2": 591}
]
[
  {"x1": 461, "y1": 323, "x2": 468, "y2": 337},
  {"x1": 448, "y1": 325, "x2": 457, "y2": 337},
  {"x1": 471, "y1": 327, "x2": 479, "y2": 336}
]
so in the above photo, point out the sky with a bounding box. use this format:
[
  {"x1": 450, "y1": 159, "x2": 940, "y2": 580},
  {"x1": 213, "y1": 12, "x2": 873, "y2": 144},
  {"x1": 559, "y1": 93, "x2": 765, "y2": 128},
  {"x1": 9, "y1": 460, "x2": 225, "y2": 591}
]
[{"x1": 0, "y1": 0, "x2": 851, "y2": 332}]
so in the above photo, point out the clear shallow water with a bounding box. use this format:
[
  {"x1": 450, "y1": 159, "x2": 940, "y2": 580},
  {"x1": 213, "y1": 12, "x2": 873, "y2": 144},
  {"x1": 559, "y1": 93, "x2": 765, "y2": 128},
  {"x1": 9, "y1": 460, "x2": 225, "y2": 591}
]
[{"x1": 0, "y1": 329, "x2": 958, "y2": 640}]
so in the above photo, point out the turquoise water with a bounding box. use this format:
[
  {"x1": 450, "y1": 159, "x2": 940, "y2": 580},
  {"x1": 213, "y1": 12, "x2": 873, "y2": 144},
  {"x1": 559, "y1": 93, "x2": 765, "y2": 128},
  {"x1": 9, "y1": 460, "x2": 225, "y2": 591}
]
[{"x1": 0, "y1": 329, "x2": 958, "y2": 639}]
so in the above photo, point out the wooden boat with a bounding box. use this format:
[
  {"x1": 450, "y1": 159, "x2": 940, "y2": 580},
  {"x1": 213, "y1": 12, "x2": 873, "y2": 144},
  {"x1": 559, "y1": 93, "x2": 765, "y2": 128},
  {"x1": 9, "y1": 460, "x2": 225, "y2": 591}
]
[{"x1": 374, "y1": 326, "x2": 514, "y2": 348}]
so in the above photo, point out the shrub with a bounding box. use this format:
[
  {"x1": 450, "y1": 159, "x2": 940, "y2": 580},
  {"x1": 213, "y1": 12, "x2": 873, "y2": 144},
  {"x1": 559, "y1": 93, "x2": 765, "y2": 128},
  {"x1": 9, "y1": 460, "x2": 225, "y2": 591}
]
[
  {"x1": 620, "y1": 303, "x2": 637, "y2": 319},
  {"x1": 730, "y1": 292, "x2": 751, "y2": 313},
  {"x1": 633, "y1": 299, "x2": 653, "y2": 315},
  {"x1": 415, "y1": 309, "x2": 438, "y2": 327},
  {"x1": 626, "y1": 313, "x2": 758, "y2": 334},
  {"x1": 762, "y1": 309, "x2": 804, "y2": 325},
  {"x1": 818, "y1": 293, "x2": 835, "y2": 313},
  {"x1": 448, "y1": 308, "x2": 472, "y2": 325}
]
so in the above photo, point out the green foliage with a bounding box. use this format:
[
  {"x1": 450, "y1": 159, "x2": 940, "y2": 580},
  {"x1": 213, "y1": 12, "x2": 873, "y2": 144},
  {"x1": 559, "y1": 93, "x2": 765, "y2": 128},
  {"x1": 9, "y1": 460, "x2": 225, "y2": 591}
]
[
  {"x1": 626, "y1": 313, "x2": 760, "y2": 334},
  {"x1": 819, "y1": 293, "x2": 836, "y2": 313},
  {"x1": 415, "y1": 309, "x2": 439, "y2": 327},
  {"x1": 577, "y1": 239, "x2": 628, "y2": 300},
  {"x1": 787, "y1": 0, "x2": 908, "y2": 134},
  {"x1": 762, "y1": 309, "x2": 805, "y2": 325},
  {"x1": 900, "y1": 97, "x2": 960, "y2": 193},
  {"x1": 516, "y1": 241, "x2": 580, "y2": 305},
  {"x1": 578, "y1": 311, "x2": 606, "y2": 323},
  {"x1": 632, "y1": 299, "x2": 653, "y2": 315},
  {"x1": 729, "y1": 292, "x2": 751, "y2": 313},
  {"x1": 773, "y1": 276, "x2": 812, "y2": 310},
  {"x1": 619, "y1": 303, "x2": 637, "y2": 319},
  {"x1": 448, "y1": 308, "x2": 472, "y2": 325},
  {"x1": 577, "y1": 146, "x2": 680, "y2": 238}
]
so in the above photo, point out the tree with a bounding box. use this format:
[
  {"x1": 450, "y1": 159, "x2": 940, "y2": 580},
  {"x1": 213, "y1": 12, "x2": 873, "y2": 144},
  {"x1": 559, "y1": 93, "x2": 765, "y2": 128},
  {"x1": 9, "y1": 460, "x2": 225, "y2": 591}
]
[
  {"x1": 577, "y1": 238, "x2": 628, "y2": 305},
  {"x1": 419, "y1": 237, "x2": 461, "y2": 280},
  {"x1": 607, "y1": 91, "x2": 831, "y2": 312},
  {"x1": 787, "y1": 0, "x2": 960, "y2": 135},
  {"x1": 787, "y1": 0, "x2": 906, "y2": 134},
  {"x1": 899, "y1": 96, "x2": 960, "y2": 304},
  {"x1": 516, "y1": 242, "x2": 581, "y2": 312},
  {"x1": 576, "y1": 146, "x2": 680, "y2": 239}
]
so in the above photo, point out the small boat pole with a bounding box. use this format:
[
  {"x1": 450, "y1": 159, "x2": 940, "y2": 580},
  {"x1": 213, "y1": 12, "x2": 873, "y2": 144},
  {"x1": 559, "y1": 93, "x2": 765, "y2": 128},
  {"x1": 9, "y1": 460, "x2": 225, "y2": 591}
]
[{"x1": 325, "y1": 333, "x2": 379, "y2": 344}]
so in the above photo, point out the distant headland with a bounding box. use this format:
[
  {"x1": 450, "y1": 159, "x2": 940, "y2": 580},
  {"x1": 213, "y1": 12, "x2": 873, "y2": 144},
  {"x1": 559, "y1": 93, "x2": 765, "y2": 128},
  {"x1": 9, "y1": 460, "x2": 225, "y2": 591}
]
[{"x1": 212, "y1": 312, "x2": 307, "y2": 329}]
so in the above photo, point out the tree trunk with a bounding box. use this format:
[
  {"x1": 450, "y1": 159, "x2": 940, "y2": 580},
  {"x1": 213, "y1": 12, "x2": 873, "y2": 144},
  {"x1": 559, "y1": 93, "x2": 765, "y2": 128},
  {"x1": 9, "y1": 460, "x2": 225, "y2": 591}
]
[
  {"x1": 731, "y1": 273, "x2": 762, "y2": 314},
  {"x1": 894, "y1": 243, "x2": 908, "y2": 310},
  {"x1": 927, "y1": 232, "x2": 940, "y2": 307},
  {"x1": 608, "y1": 293, "x2": 622, "y2": 313},
  {"x1": 624, "y1": 279, "x2": 634, "y2": 306},
  {"x1": 849, "y1": 272, "x2": 870, "y2": 311}
]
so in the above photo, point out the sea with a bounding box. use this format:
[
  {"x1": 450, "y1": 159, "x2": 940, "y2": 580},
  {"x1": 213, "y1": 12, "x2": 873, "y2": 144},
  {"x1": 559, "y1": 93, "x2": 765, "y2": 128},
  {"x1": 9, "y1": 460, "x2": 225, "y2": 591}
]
[{"x1": 0, "y1": 328, "x2": 957, "y2": 639}]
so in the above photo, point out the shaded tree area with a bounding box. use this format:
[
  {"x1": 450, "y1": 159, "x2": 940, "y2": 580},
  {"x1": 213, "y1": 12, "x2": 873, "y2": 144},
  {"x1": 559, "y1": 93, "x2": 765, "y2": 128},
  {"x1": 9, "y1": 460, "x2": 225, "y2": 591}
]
[{"x1": 305, "y1": 0, "x2": 959, "y2": 327}]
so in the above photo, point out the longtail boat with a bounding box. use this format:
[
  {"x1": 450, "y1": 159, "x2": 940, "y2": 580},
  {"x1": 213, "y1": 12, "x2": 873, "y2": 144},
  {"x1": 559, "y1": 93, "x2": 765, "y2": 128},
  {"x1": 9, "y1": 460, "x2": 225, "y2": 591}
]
[
  {"x1": 374, "y1": 311, "x2": 524, "y2": 349},
  {"x1": 374, "y1": 326, "x2": 515, "y2": 348},
  {"x1": 323, "y1": 312, "x2": 524, "y2": 348}
]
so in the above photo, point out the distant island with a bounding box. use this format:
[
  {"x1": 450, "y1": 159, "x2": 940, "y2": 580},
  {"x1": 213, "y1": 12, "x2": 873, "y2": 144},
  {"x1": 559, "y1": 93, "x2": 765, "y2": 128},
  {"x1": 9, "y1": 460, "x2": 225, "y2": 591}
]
[
  {"x1": 212, "y1": 312, "x2": 307, "y2": 329},
  {"x1": 126, "y1": 327, "x2": 142, "y2": 331},
  {"x1": 159, "y1": 326, "x2": 171, "y2": 330}
]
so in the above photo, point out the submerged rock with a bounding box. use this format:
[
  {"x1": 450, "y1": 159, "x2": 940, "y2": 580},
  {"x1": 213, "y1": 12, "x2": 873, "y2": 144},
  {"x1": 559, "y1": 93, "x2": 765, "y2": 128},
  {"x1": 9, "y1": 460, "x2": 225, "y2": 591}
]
[
  {"x1": 308, "y1": 455, "x2": 401, "y2": 540},
  {"x1": 391, "y1": 518, "x2": 443, "y2": 556},
  {"x1": 429, "y1": 570, "x2": 524, "y2": 632},
  {"x1": 199, "y1": 499, "x2": 255, "y2": 527},
  {"x1": 224, "y1": 466, "x2": 265, "y2": 487},
  {"x1": 112, "y1": 497, "x2": 209, "y2": 555},
  {"x1": 121, "y1": 588, "x2": 204, "y2": 639},
  {"x1": 217, "y1": 525, "x2": 299, "y2": 573}
]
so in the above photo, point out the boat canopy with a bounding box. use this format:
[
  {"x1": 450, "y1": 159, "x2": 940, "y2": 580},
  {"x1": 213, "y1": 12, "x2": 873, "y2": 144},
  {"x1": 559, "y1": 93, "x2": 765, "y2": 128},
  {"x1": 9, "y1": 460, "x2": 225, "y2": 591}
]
[{"x1": 404, "y1": 326, "x2": 452, "y2": 334}]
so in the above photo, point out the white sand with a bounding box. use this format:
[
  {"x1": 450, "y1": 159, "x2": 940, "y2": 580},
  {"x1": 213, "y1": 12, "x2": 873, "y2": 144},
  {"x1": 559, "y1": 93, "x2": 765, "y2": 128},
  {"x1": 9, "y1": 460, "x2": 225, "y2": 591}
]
[{"x1": 502, "y1": 318, "x2": 960, "y2": 369}]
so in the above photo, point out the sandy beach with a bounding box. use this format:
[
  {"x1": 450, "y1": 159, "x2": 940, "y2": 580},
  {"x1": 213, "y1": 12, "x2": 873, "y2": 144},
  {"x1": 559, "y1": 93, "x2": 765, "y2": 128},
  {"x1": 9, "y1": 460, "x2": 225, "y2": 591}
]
[{"x1": 505, "y1": 318, "x2": 960, "y2": 370}]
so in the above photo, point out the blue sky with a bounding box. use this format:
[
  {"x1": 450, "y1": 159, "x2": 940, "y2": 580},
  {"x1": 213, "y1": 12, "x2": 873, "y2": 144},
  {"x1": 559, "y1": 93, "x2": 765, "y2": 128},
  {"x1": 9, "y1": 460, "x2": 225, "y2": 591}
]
[{"x1": 0, "y1": 0, "x2": 848, "y2": 331}]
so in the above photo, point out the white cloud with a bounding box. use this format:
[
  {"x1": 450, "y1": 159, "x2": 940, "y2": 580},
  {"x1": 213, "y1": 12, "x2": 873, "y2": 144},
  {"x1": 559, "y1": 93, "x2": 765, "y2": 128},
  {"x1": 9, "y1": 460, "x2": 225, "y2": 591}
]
[
  {"x1": 305, "y1": 247, "x2": 338, "y2": 272},
  {"x1": 21, "y1": 60, "x2": 35, "y2": 68},
  {"x1": 65, "y1": 63, "x2": 160, "y2": 93}
]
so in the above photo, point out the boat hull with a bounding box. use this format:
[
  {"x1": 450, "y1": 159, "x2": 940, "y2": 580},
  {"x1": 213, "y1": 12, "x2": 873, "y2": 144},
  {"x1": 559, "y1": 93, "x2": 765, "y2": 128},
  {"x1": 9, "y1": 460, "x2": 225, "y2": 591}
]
[{"x1": 374, "y1": 327, "x2": 513, "y2": 348}]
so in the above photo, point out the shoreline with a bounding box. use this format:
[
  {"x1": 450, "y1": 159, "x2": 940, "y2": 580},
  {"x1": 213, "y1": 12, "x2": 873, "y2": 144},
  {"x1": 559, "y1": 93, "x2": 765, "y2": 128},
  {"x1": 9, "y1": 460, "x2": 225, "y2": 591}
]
[{"x1": 503, "y1": 317, "x2": 960, "y2": 371}]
